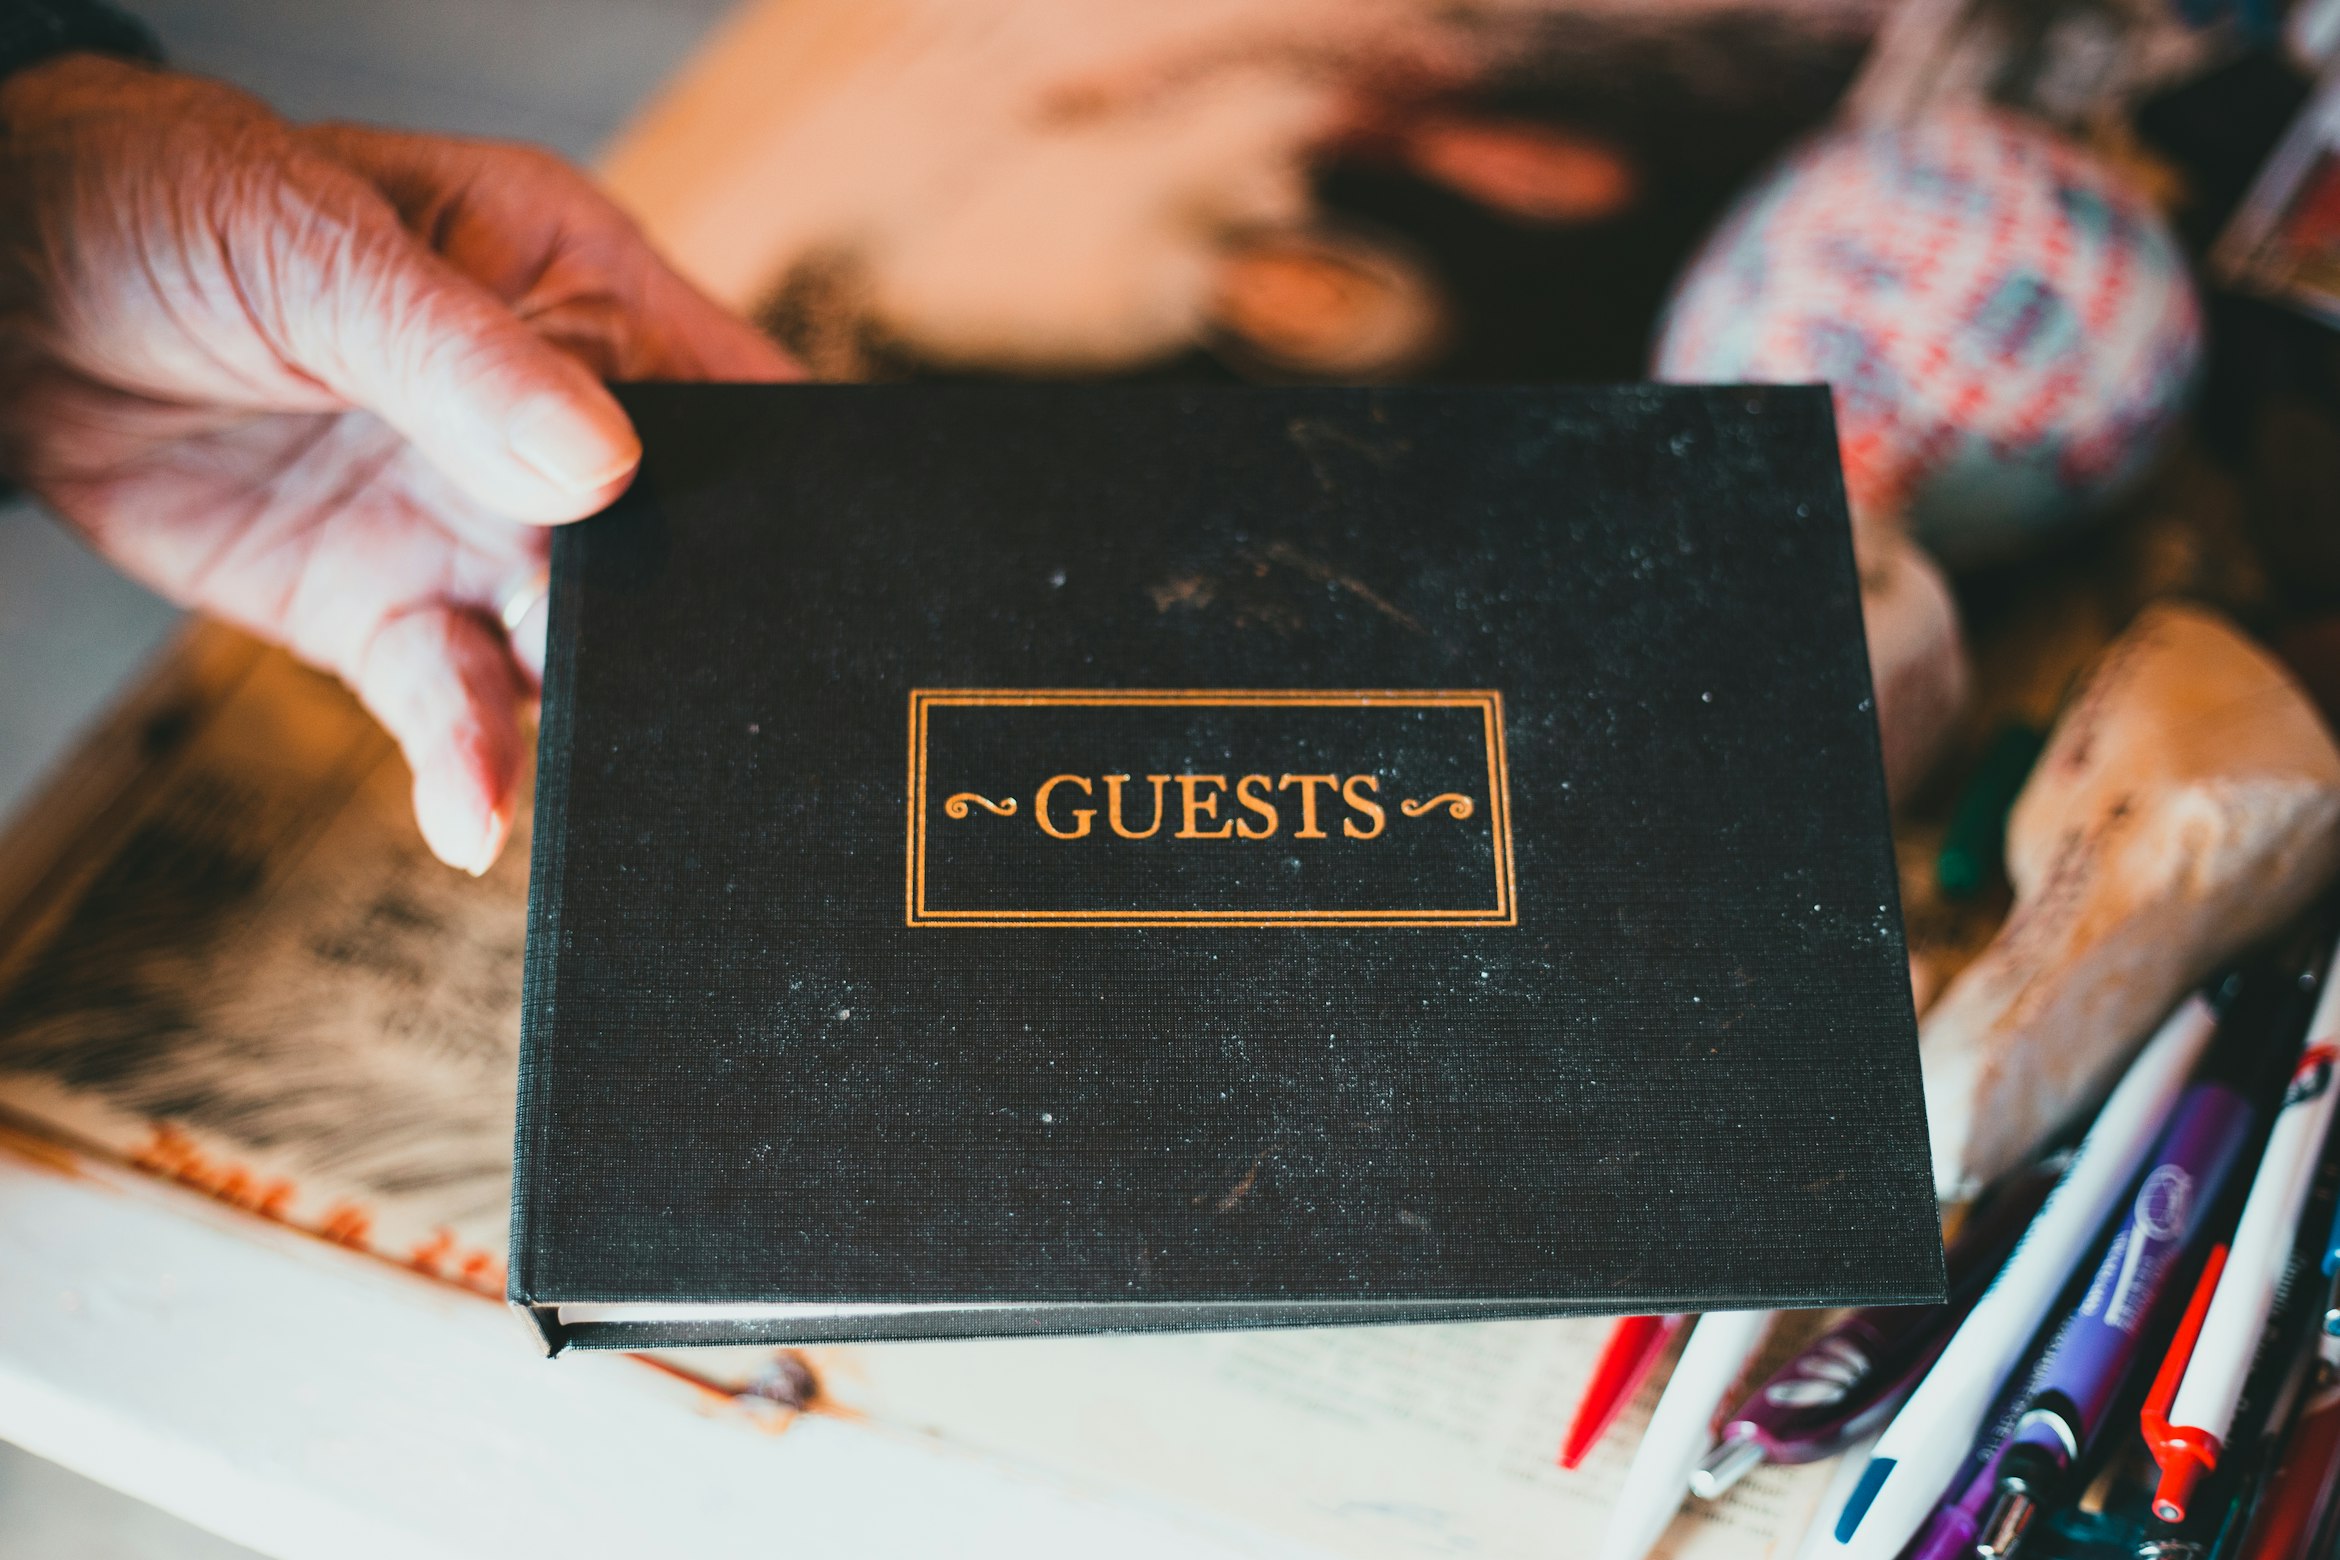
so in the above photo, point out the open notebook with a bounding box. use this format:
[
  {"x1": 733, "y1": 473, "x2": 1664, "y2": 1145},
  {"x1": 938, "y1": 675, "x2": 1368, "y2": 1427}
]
[{"x1": 0, "y1": 624, "x2": 1854, "y2": 1559}]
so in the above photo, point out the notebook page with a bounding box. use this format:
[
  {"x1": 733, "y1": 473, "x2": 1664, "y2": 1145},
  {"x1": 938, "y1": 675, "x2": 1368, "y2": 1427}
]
[
  {"x1": 0, "y1": 632, "x2": 523, "y2": 1293},
  {"x1": 817, "y1": 1315, "x2": 1840, "y2": 1560}
]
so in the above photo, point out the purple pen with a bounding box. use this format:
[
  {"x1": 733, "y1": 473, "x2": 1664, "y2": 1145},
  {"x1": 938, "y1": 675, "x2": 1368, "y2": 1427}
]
[
  {"x1": 1971, "y1": 1071, "x2": 2260, "y2": 1557},
  {"x1": 1689, "y1": 1160, "x2": 2061, "y2": 1498},
  {"x1": 1905, "y1": 1436, "x2": 2013, "y2": 1560},
  {"x1": 1902, "y1": 1279, "x2": 2080, "y2": 1560}
]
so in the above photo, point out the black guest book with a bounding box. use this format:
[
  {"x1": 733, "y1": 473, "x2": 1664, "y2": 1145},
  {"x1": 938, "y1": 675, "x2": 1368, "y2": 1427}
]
[{"x1": 509, "y1": 383, "x2": 1943, "y2": 1352}]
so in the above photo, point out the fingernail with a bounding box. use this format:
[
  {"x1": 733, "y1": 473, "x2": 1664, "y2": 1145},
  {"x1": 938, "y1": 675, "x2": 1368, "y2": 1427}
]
[
  {"x1": 510, "y1": 594, "x2": 548, "y2": 684},
  {"x1": 415, "y1": 767, "x2": 507, "y2": 876},
  {"x1": 475, "y1": 797, "x2": 517, "y2": 878},
  {"x1": 507, "y1": 392, "x2": 639, "y2": 496}
]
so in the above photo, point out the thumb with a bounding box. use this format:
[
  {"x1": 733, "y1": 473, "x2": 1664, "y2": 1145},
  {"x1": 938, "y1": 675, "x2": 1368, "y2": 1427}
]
[
  {"x1": 353, "y1": 606, "x2": 528, "y2": 874},
  {"x1": 258, "y1": 172, "x2": 640, "y2": 523}
]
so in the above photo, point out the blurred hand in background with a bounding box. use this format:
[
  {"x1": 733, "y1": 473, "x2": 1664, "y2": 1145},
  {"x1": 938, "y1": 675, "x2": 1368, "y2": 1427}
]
[{"x1": 0, "y1": 54, "x2": 797, "y2": 873}]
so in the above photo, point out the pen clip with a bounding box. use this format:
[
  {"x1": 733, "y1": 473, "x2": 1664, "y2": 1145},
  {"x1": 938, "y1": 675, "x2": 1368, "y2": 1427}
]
[
  {"x1": 2141, "y1": 1244, "x2": 2225, "y2": 1446},
  {"x1": 2141, "y1": 1243, "x2": 2227, "y2": 1523}
]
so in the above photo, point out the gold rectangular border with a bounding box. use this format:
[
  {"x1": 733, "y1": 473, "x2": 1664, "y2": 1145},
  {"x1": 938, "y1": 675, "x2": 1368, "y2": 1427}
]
[{"x1": 907, "y1": 690, "x2": 1515, "y2": 928}]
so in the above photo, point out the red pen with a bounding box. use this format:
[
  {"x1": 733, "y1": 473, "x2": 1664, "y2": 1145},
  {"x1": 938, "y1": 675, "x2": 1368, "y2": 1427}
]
[
  {"x1": 2141, "y1": 1244, "x2": 2229, "y2": 1522},
  {"x1": 2234, "y1": 1368, "x2": 2340, "y2": 1560},
  {"x1": 1561, "y1": 1314, "x2": 1686, "y2": 1469}
]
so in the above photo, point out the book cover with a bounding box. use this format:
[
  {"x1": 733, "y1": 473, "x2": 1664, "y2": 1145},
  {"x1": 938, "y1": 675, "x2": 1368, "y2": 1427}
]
[{"x1": 512, "y1": 383, "x2": 1942, "y2": 1350}]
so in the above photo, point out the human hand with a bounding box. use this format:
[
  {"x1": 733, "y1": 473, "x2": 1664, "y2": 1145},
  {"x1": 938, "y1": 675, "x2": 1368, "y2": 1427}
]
[{"x1": 0, "y1": 54, "x2": 797, "y2": 872}]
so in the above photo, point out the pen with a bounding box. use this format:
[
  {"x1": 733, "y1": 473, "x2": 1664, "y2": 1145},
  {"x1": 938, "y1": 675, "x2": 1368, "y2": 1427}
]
[
  {"x1": 2211, "y1": 1262, "x2": 2330, "y2": 1560},
  {"x1": 2150, "y1": 930, "x2": 2340, "y2": 1525},
  {"x1": 1977, "y1": 980, "x2": 2290, "y2": 1557},
  {"x1": 2232, "y1": 1366, "x2": 2340, "y2": 1560},
  {"x1": 1788, "y1": 1433, "x2": 1880, "y2": 1560},
  {"x1": 1596, "y1": 1309, "x2": 1771, "y2": 1560},
  {"x1": 1691, "y1": 1159, "x2": 2060, "y2": 1498},
  {"x1": 2140, "y1": 1240, "x2": 2328, "y2": 1560},
  {"x1": 2135, "y1": 1248, "x2": 2228, "y2": 1560},
  {"x1": 2325, "y1": 1186, "x2": 2340, "y2": 1280},
  {"x1": 1563, "y1": 1315, "x2": 1687, "y2": 1469},
  {"x1": 1900, "y1": 1368, "x2": 2036, "y2": 1560},
  {"x1": 2323, "y1": 1194, "x2": 2340, "y2": 1363},
  {"x1": 1911, "y1": 1156, "x2": 2191, "y2": 1560},
  {"x1": 1904, "y1": 1452, "x2": 2003, "y2": 1560},
  {"x1": 1824, "y1": 994, "x2": 2224, "y2": 1560}
]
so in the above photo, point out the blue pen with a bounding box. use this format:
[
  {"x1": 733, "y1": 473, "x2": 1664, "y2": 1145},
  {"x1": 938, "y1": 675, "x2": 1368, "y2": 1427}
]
[
  {"x1": 2324, "y1": 1137, "x2": 2340, "y2": 1361},
  {"x1": 2326, "y1": 1192, "x2": 2340, "y2": 1279}
]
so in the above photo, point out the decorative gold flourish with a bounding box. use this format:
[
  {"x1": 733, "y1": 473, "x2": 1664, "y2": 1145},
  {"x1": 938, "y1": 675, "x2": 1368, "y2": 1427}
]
[
  {"x1": 1400, "y1": 793, "x2": 1474, "y2": 820},
  {"x1": 944, "y1": 792, "x2": 1018, "y2": 819}
]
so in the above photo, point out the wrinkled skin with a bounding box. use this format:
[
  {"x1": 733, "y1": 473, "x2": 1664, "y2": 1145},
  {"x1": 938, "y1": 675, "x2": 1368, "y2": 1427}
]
[{"x1": 0, "y1": 55, "x2": 797, "y2": 872}]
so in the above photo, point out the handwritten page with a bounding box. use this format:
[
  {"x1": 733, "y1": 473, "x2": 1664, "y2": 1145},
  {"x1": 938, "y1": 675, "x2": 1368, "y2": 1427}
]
[
  {"x1": 0, "y1": 631, "x2": 523, "y2": 1293},
  {"x1": 819, "y1": 1314, "x2": 1841, "y2": 1560}
]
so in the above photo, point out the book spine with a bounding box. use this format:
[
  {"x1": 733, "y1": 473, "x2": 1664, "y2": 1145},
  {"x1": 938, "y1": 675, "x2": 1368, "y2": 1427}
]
[{"x1": 509, "y1": 523, "x2": 588, "y2": 1308}]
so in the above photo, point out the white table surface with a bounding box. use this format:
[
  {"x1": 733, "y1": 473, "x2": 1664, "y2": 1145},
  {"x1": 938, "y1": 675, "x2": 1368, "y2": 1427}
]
[{"x1": 0, "y1": 1130, "x2": 1306, "y2": 1560}]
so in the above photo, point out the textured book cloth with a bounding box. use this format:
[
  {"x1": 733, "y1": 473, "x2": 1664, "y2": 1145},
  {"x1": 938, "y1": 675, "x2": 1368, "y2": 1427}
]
[{"x1": 512, "y1": 383, "x2": 1942, "y2": 1350}]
